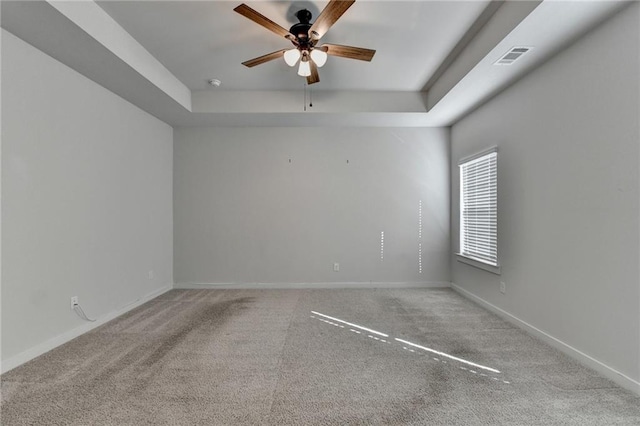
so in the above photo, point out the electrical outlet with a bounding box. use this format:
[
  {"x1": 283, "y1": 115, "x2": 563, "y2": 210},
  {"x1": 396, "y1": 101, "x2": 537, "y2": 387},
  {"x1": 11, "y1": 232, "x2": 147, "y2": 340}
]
[
  {"x1": 500, "y1": 282, "x2": 506, "y2": 294},
  {"x1": 148, "y1": 270, "x2": 154, "y2": 280},
  {"x1": 70, "y1": 296, "x2": 78, "y2": 310},
  {"x1": 333, "y1": 262, "x2": 340, "y2": 272}
]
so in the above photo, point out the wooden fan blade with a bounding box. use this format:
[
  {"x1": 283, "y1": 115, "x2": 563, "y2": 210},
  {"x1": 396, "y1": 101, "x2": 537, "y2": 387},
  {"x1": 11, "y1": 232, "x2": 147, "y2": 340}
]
[
  {"x1": 323, "y1": 43, "x2": 375, "y2": 62},
  {"x1": 307, "y1": 61, "x2": 320, "y2": 85},
  {"x1": 234, "y1": 4, "x2": 295, "y2": 40},
  {"x1": 242, "y1": 49, "x2": 286, "y2": 67},
  {"x1": 309, "y1": 0, "x2": 355, "y2": 40}
]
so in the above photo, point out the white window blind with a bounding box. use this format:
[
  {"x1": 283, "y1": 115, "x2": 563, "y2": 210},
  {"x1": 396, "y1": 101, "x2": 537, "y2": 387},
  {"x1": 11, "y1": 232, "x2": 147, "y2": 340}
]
[{"x1": 459, "y1": 149, "x2": 498, "y2": 267}]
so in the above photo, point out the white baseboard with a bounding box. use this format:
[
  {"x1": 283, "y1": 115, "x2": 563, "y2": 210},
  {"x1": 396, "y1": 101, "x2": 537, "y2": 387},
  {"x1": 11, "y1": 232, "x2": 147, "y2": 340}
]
[
  {"x1": 451, "y1": 283, "x2": 640, "y2": 396},
  {"x1": 174, "y1": 281, "x2": 451, "y2": 290},
  {"x1": 1, "y1": 284, "x2": 172, "y2": 374}
]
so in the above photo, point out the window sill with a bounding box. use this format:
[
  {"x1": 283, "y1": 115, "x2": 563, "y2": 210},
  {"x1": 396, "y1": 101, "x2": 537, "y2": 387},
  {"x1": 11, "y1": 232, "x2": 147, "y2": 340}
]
[{"x1": 456, "y1": 254, "x2": 501, "y2": 275}]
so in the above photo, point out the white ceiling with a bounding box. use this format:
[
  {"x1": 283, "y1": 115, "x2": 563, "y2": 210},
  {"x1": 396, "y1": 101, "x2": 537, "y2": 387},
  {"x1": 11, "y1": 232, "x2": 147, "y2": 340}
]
[
  {"x1": 1, "y1": 1, "x2": 631, "y2": 127},
  {"x1": 96, "y1": 0, "x2": 490, "y2": 91}
]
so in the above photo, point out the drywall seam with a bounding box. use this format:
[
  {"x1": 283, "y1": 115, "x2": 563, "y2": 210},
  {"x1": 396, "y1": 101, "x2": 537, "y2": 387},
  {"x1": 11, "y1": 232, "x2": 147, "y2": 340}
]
[
  {"x1": 1, "y1": 284, "x2": 172, "y2": 374},
  {"x1": 174, "y1": 282, "x2": 452, "y2": 290},
  {"x1": 451, "y1": 283, "x2": 640, "y2": 396}
]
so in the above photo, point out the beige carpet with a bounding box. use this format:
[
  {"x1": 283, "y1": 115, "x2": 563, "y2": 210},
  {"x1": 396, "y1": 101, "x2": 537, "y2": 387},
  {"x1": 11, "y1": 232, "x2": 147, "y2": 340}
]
[{"x1": 2, "y1": 288, "x2": 639, "y2": 425}]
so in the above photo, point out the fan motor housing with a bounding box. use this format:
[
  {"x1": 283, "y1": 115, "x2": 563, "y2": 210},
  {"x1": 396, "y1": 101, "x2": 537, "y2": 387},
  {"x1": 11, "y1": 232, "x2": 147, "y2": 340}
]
[{"x1": 290, "y1": 9, "x2": 313, "y2": 45}]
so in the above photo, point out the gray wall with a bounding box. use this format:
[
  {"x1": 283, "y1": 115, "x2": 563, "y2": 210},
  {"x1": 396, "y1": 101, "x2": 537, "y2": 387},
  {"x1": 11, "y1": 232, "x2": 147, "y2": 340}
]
[
  {"x1": 174, "y1": 127, "x2": 450, "y2": 286},
  {"x1": 451, "y1": 5, "x2": 639, "y2": 384},
  {"x1": 1, "y1": 30, "x2": 174, "y2": 363}
]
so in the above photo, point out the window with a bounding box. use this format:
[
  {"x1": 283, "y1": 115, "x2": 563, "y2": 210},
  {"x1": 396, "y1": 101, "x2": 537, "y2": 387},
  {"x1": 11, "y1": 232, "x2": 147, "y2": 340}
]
[{"x1": 458, "y1": 148, "x2": 499, "y2": 273}]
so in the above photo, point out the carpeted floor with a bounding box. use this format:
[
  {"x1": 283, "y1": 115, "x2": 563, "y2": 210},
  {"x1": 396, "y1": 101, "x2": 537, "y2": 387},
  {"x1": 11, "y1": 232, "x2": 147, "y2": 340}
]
[{"x1": 2, "y1": 288, "x2": 639, "y2": 425}]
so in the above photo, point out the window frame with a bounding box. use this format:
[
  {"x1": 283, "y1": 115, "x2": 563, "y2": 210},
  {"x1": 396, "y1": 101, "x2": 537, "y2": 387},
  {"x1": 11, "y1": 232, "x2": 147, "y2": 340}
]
[{"x1": 457, "y1": 147, "x2": 501, "y2": 275}]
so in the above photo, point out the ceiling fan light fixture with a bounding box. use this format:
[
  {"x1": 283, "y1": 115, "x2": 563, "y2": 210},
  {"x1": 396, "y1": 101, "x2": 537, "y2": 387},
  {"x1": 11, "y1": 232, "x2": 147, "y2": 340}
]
[
  {"x1": 297, "y1": 58, "x2": 311, "y2": 77},
  {"x1": 283, "y1": 48, "x2": 301, "y2": 67},
  {"x1": 310, "y1": 49, "x2": 328, "y2": 67},
  {"x1": 235, "y1": 2, "x2": 375, "y2": 85}
]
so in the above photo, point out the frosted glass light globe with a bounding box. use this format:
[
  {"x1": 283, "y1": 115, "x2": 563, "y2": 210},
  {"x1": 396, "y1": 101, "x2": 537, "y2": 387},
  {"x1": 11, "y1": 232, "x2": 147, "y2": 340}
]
[
  {"x1": 284, "y1": 49, "x2": 301, "y2": 67},
  {"x1": 297, "y1": 60, "x2": 311, "y2": 77},
  {"x1": 310, "y1": 49, "x2": 328, "y2": 67}
]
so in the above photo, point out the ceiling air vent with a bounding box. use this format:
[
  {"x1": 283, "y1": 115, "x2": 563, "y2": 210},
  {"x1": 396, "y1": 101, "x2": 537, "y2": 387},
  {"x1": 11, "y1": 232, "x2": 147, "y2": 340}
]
[{"x1": 495, "y1": 47, "x2": 531, "y2": 65}]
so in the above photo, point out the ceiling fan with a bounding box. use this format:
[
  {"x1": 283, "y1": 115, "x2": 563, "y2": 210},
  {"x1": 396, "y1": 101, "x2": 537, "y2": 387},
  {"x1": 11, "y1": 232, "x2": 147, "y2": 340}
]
[{"x1": 234, "y1": 0, "x2": 376, "y2": 85}]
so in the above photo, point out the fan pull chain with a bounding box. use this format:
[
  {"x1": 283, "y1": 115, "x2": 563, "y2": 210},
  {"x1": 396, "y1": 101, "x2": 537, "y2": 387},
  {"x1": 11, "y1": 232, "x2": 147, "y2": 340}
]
[{"x1": 302, "y1": 82, "x2": 314, "y2": 111}]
